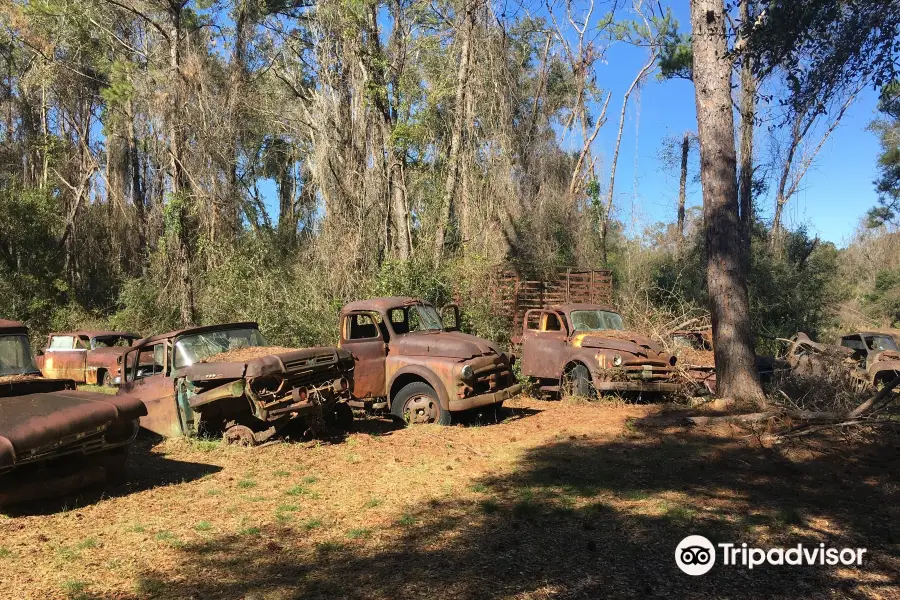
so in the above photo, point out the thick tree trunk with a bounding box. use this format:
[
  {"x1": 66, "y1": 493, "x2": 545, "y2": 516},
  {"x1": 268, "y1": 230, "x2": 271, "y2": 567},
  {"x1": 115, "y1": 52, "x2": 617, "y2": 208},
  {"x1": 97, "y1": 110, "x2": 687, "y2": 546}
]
[
  {"x1": 738, "y1": 0, "x2": 756, "y2": 259},
  {"x1": 434, "y1": 0, "x2": 476, "y2": 262},
  {"x1": 677, "y1": 131, "x2": 690, "y2": 244},
  {"x1": 690, "y1": 0, "x2": 765, "y2": 406}
]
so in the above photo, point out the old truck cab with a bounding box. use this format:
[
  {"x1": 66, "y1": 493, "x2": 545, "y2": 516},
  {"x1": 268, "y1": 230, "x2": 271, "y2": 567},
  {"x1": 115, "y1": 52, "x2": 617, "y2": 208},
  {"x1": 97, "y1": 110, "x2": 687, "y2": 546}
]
[
  {"x1": 36, "y1": 330, "x2": 138, "y2": 386},
  {"x1": 338, "y1": 297, "x2": 521, "y2": 424},
  {"x1": 118, "y1": 323, "x2": 354, "y2": 445},
  {"x1": 519, "y1": 304, "x2": 679, "y2": 397}
]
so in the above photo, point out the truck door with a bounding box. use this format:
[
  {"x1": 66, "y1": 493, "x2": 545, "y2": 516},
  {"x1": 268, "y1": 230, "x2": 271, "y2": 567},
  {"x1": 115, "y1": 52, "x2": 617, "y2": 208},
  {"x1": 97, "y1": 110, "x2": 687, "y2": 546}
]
[
  {"x1": 521, "y1": 310, "x2": 569, "y2": 379},
  {"x1": 120, "y1": 342, "x2": 182, "y2": 437},
  {"x1": 339, "y1": 311, "x2": 387, "y2": 399},
  {"x1": 42, "y1": 335, "x2": 87, "y2": 382}
]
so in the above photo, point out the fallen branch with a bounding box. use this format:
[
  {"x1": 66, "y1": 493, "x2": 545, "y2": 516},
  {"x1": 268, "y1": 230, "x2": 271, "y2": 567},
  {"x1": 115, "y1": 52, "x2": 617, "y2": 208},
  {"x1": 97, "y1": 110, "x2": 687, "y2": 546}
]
[
  {"x1": 764, "y1": 418, "x2": 897, "y2": 443},
  {"x1": 848, "y1": 374, "x2": 900, "y2": 418},
  {"x1": 685, "y1": 409, "x2": 842, "y2": 426}
]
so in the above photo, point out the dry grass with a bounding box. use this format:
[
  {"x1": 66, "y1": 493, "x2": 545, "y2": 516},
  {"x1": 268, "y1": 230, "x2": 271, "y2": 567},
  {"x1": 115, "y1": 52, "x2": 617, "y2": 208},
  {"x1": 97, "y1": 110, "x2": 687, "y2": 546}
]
[{"x1": 0, "y1": 398, "x2": 897, "y2": 599}]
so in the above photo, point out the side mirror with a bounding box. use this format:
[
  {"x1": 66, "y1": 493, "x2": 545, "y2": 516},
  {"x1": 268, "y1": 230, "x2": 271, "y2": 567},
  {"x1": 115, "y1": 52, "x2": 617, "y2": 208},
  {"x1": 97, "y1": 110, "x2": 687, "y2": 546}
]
[{"x1": 441, "y1": 305, "x2": 461, "y2": 332}]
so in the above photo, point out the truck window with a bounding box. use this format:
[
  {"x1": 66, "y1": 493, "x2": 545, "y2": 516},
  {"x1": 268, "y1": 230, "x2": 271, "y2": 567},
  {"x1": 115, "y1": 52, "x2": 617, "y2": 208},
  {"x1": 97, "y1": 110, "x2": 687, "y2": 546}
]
[
  {"x1": 526, "y1": 313, "x2": 541, "y2": 331},
  {"x1": 541, "y1": 313, "x2": 562, "y2": 331},
  {"x1": 49, "y1": 335, "x2": 75, "y2": 349},
  {"x1": 76, "y1": 336, "x2": 90, "y2": 349},
  {"x1": 347, "y1": 314, "x2": 381, "y2": 340}
]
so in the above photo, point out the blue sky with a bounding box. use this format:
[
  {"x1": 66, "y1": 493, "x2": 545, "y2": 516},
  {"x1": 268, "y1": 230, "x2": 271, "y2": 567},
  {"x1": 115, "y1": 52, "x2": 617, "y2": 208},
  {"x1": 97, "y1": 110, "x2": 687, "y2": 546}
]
[
  {"x1": 252, "y1": 1, "x2": 881, "y2": 247},
  {"x1": 587, "y1": 3, "x2": 881, "y2": 247}
]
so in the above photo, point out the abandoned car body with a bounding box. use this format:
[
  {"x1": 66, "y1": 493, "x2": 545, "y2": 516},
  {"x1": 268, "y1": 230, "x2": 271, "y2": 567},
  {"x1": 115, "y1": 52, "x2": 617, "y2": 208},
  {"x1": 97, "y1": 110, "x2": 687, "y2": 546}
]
[
  {"x1": 36, "y1": 330, "x2": 139, "y2": 386},
  {"x1": 671, "y1": 328, "x2": 786, "y2": 394},
  {"x1": 519, "y1": 304, "x2": 679, "y2": 397},
  {"x1": 338, "y1": 297, "x2": 521, "y2": 424},
  {"x1": 0, "y1": 320, "x2": 145, "y2": 506},
  {"x1": 118, "y1": 323, "x2": 354, "y2": 444},
  {"x1": 787, "y1": 331, "x2": 900, "y2": 388}
]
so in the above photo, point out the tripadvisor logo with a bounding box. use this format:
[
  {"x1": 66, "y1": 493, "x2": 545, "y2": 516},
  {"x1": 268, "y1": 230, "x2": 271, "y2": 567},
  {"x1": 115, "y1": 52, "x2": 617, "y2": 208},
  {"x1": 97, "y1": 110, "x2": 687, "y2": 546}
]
[{"x1": 675, "y1": 536, "x2": 867, "y2": 576}]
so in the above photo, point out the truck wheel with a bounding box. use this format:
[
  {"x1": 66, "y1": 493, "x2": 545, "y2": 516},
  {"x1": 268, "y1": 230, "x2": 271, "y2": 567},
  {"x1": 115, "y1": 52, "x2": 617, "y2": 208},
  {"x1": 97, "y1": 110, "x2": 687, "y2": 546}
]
[
  {"x1": 392, "y1": 382, "x2": 450, "y2": 425},
  {"x1": 328, "y1": 402, "x2": 354, "y2": 430},
  {"x1": 224, "y1": 425, "x2": 257, "y2": 446},
  {"x1": 563, "y1": 364, "x2": 594, "y2": 398}
]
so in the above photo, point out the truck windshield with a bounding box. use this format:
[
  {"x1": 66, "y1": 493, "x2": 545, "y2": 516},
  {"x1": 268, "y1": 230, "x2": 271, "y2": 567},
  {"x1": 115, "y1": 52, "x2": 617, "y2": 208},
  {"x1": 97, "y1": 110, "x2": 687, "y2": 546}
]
[
  {"x1": 864, "y1": 335, "x2": 899, "y2": 352},
  {"x1": 570, "y1": 310, "x2": 625, "y2": 332},
  {"x1": 173, "y1": 328, "x2": 268, "y2": 369},
  {"x1": 389, "y1": 304, "x2": 445, "y2": 334},
  {"x1": 0, "y1": 334, "x2": 41, "y2": 376}
]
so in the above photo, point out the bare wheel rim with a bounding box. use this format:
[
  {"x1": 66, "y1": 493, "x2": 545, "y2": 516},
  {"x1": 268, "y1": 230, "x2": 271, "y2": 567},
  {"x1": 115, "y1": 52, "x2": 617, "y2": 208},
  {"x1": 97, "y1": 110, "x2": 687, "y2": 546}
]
[
  {"x1": 224, "y1": 425, "x2": 256, "y2": 446},
  {"x1": 404, "y1": 393, "x2": 439, "y2": 424}
]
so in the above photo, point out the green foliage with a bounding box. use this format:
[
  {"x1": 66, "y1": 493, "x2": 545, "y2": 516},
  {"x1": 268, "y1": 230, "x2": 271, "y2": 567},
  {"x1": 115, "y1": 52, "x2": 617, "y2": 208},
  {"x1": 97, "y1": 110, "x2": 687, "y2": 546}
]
[
  {"x1": 863, "y1": 268, "x2": 900, "y2": 326},
  {"x1": 647, "y1": 224, "x2": 842, "y2": 353},
  {"x1": 868, "y1": 83, "x2": 900, "y2": 227}
]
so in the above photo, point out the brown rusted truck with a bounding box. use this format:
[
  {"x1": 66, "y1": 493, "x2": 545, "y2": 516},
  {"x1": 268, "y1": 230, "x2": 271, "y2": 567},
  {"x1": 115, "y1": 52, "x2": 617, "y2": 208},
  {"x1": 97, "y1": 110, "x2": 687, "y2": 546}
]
[
  {"x1": 787, "y1": 331, "x2": 900, "y2": 388},
  {"x1": 0, "y1": 320, "x2": 146, "y2": 506},
  {"x1": 117, "y1": 322, "x2": 354, "y2": 445},
  {"x1": 338, "y1": 297, "x2": 521, "y2": 424},
  {"x1": 518, "y1": 304, "x2": 679, "y2": 397},
  {"x1": 35, "y1": 330, "x2": 139, "y2": 386}
]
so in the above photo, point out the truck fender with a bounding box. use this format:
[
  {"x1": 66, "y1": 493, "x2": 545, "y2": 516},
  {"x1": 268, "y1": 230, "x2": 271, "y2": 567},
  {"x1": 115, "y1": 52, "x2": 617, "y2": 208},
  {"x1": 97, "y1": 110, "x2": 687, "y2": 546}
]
[{"x1": 387, "y1": 365, "x2": 452, "y2": 411}]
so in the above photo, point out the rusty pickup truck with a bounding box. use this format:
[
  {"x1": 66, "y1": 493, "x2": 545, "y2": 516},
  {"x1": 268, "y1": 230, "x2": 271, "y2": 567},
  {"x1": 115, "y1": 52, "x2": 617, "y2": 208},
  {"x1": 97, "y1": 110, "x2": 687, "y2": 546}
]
[
  {"x1": 338, "y1": 297, "x2": 521, "y2": 424},
  {"x1": 35, "y1": 330, "x2": 139, "y2": 386},
  {"x1": 518, "y1": 304, "x2": 679, "y2": 397},
  {"x1": 787, "y1": 331, "x2": 900, "y2": 389},
  {"x1": 0, "y1": 320, "x2": 145, "y2": 506},
  {"x1": 117, "y1": 323, "x2": 354, "y2": 445}
]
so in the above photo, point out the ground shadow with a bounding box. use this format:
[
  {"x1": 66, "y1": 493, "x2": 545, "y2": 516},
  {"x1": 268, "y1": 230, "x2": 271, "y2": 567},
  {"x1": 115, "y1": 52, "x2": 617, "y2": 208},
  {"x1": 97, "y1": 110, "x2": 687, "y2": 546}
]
[
  {"x1": 2, "y1": 433, "x2": 222, "y2": 516},
  {"x1": 125, "y1": 424, "x2": 899, "y2": 599}
]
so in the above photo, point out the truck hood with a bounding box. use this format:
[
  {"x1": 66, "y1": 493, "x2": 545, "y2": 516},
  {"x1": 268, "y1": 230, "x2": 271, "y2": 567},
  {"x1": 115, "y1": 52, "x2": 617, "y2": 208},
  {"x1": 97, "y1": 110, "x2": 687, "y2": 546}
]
[
  {"x1": 180, "y1": 347, "x2": 352, "y2": 381},
  {"x1": 393, "y1": 331, "x2": 500, "y2": 359},
  {"x1": 0, "y1": 390, "x2": 145, "y2": 469},
  {"x1": 573, "y1": 331, "x2": 665, "y2": 358}
]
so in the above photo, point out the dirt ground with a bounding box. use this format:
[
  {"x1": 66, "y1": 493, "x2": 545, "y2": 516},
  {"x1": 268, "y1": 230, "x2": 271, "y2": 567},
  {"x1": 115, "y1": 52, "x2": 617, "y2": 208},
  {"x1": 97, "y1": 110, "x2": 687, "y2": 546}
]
[{"x1": 0, "y1": 397, "x2": 897, "y2": 600}]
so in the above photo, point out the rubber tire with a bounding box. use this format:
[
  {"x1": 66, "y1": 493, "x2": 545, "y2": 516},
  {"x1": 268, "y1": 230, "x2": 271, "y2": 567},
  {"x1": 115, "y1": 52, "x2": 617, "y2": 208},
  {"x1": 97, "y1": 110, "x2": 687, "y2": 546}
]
[
  {"x1": 391, "y1": 382, "x2": 451, "y2": 426},
  {"x1": 565, "y1": 364, "x2": 594, "y2": 398}
]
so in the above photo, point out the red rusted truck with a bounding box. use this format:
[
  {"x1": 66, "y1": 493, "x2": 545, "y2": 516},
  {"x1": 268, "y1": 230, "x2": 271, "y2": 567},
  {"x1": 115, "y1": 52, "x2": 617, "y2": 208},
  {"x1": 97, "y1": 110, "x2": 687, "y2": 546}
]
[
  {"x1": 116, "y1": 322, "x2": 354, "y2": 445},
  {"x1": 0, "y1": 320, "x2": 145, "y2": 506},
  {"x1": 35, "y1": 330, "x2": 139, "y2": 386},
  {"x1": 338, "y1": 297, "x2": 521, "y2": 424},
  {"x1": 517, "y1": 304, "x2": 679, "y2": 397}
]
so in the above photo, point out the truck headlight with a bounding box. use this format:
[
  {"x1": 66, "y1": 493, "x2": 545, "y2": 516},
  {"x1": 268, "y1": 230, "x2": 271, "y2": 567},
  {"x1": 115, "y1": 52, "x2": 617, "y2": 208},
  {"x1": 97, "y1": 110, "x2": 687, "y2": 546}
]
[
  {"x1": 612, "y1": 354, "x2": 623, "y2": 367},
  {"x1": 461, "y1": 364, "x2": 474, "y2": 380}
]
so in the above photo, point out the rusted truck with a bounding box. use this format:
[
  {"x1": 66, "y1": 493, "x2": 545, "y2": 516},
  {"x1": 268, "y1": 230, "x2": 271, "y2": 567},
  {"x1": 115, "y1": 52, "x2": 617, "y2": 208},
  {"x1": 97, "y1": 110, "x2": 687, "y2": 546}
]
[
  {"x1": 35, "y1": 330, "x2": 139, "y2": 386},
  {"x1": 787, "y1": 331, "x2": 900, "y2": 388},
  {"x1": 338, "y1": 297, "x2": 521, "y2": 424},
  {"x1": 0, "y1": 320, "x2": 145, "y2": 506},
  {"x1": 117, "y1": 322, "x2": 354, "y2": 445},
  {"x1": 518, "y1": 304, "x2": 679, "y2": 397}
]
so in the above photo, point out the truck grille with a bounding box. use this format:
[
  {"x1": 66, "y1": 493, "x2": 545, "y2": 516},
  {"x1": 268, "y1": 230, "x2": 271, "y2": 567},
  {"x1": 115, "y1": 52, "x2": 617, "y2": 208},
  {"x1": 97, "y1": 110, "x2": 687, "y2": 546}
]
[
  {"x1": 283, "y1": 351, "x2": 336, "y2": 371},
  {"x1": 470, "y1": 364, "x2": 513, "y2": 395}
]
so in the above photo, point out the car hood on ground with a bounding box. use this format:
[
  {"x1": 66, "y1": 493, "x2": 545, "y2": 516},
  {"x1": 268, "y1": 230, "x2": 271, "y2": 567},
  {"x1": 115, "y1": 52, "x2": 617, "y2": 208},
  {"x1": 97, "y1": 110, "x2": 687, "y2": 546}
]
[{"x1": 393, "y1": 330, "x2": 501, "y2": 359}]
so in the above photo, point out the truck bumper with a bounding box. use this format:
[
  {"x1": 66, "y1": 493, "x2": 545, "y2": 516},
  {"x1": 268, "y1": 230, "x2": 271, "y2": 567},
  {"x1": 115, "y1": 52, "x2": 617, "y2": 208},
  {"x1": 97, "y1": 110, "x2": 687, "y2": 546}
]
[
  {"x1": 592, "y1": 381, "x2": 680, "y2": 393},
  {"x1": 449, "y1": 384, "x2": 522, "y2": 412}
]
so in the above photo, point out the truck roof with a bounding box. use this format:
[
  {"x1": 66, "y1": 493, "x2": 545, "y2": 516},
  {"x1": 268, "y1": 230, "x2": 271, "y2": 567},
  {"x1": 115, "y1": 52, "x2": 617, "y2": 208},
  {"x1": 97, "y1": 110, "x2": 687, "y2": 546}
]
[
  {"x1": 341, "y1": 297, "x2": 431, "y2": 313},
  {"x1": 548, "y1": 303, "x2": 619, "y2": 314},
  {"x1": 133, "y1": 322, "x2": 259, "y2": 347},
  {"x1": 48, "y1": 331, "x2": 140, "y2": 339}
]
